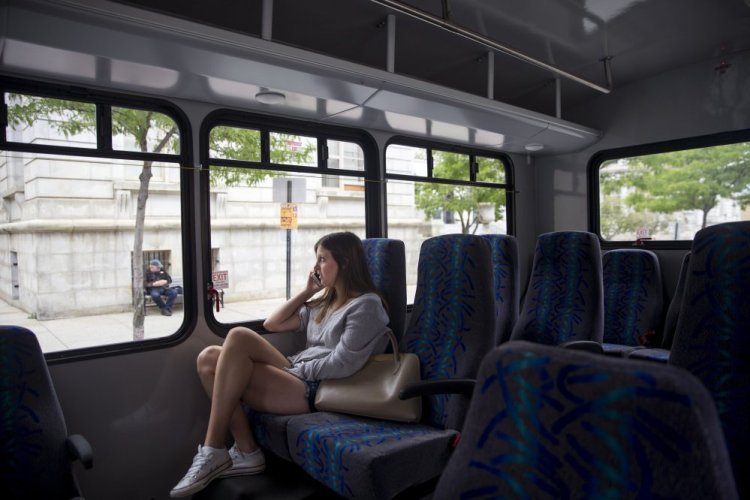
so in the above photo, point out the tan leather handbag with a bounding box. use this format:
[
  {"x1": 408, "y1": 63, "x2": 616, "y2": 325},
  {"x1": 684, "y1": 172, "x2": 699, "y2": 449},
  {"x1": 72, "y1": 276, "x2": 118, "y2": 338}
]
[{"x1": 314, "y1": 330, "x2": 422, "y2": 423}]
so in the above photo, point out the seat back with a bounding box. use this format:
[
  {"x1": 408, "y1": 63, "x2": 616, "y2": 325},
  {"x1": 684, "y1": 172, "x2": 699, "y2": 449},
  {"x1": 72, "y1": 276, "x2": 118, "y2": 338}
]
[
  {"x1": 434, "y1": 341, "x2": 738, "y2": 500},
  {"x1": 602, "y1": 248, "x2": 664, "y2": 347},
  {"x1": 362, "y1": 238, "x2": 407, "y2": 343},
  {"x1": 661, "y1": 252, "x2": 690, "y2": 349},
  {"x1": 0, "y1": 326, "x2": 82, "y2": 499},
  {"x1": 511, "y1": 231, "x2": 604, "y2": 344},
  {"x1": 403, "y1": 234, "x2": 495, "y2": 430},
  {"x1": 480, "y1": 234, "x2": 520, "y2": 344},
  {"x1": 669, "y1": 222, "x2": 750, "y2": 498}
]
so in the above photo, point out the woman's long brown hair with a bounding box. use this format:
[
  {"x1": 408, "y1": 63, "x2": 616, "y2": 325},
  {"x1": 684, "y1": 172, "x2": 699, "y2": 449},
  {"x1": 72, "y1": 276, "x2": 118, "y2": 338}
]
[{"x1": 307, "y1": 231, "x2": 378, "y2": 323}]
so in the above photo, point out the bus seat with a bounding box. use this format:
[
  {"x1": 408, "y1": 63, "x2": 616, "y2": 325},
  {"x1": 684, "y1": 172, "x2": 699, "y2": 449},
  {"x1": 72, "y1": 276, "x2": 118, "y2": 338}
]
[
  {"x1": 480, "y1": 234, "x2": 520, "y2": 345},
  {"x1": 433, "y1": 341, "x2": 738, "y2": 500},
  {"x1": 246, "y1": 238, "x2": 408, "y2": 463},
  {"x1": 666, "y1": 222, "x2": 750, "y2": 499},
  {"x1": 362, "y1": 238, "x2": 407, "y2": 343},
  {"x1": 510, "y1": 231, "x2": 604, "y2": 346},
  {"x1": 0, "y1": 325, "x2": 93, "y2": 500},
  {"x1": 600, "y1": 249, "x2": 664, "y2": 356},
  {"x1": 284, "y1": 234, "x2": 495, "y2": 499},
  {"x1": 628, "y1": 252, "x2": 691, "y2": 363},
  {"x1": 661, "y1": 251, "x2": 691, "y2": 350}
]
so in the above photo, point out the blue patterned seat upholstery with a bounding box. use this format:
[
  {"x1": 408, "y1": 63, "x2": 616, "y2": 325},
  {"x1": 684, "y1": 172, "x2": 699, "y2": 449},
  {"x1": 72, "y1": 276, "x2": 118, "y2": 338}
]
[
  {"x1": 601, "y1": 249, "x2": 664, "y2": 355},
  {"x1": 362, "y1": 238, "x2": 407, "y2": 342},
  {"x1": 667, "y1": 222, "x2": 750, "y2": 498},
  {"x1": 248, "y1": 238, "x2": 407, "y2": 461},
  {"x1": 0, "y1": 326, "x2": 93, "y2": 499},
  {"x1": 480, "y1": 234, "x2": 520, "y2": 344},
  {"x1": 434, "y1": 341, "x2": 738, "y2": 500},
  {"x1": 285, "y1": 234, "x2": 496, "y2": 499},
  {"x1": 511, "y1": 231, "x2": 604, "y2": 345},
  {"x1": 661, "y1": 251, "x2": 690, "y2": 350},
  {"x1": 628, "y1": 252, "x2": 690, "y2": 363}
]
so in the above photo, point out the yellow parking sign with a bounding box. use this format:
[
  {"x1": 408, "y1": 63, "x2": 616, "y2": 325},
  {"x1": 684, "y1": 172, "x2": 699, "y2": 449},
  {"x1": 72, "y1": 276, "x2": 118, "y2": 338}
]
[{"x1": 280, "y1": 203, "x2": 298, "y2": 229}]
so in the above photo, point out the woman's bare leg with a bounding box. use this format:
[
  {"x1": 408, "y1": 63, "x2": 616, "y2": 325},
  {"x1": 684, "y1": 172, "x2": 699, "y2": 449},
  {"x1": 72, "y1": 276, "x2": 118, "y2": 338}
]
[
  {"x1": 201, "y1": 327, "x2": 308, "y2": 451},
  {"x1": 197, "y1": 346, "x2": 258, "y2": 451}
]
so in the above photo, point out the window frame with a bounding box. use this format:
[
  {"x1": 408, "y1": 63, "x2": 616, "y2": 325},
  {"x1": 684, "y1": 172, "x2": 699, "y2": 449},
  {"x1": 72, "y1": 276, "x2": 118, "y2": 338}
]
[
  {"x1": 588, "y1": 128, "x2": 750, "y2": 251},
  {"x1": 0, "y1": 76, "x2": 196, "y2": 362},
  {"x1": 384, "y1": 135, "x2": 516, "y2": 236},
  {"x1": 199, "y1": 110, "x2": 382, "y2": 336}
]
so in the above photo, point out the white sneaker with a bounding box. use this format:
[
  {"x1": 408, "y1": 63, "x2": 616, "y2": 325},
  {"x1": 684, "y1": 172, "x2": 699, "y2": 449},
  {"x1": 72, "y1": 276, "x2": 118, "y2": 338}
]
[
  {"x1": 170, "y1": 445, "x2": 231, "y2": 498},
  {"x1": 217, "y1": 444, "x2": 266, "y2": 478}
]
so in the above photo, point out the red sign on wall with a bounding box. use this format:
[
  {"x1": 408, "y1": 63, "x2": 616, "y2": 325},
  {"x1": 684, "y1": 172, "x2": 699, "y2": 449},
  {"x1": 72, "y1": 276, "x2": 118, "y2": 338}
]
[{"x1": 212, "y1": 270, "x2": 229, "y2": 289}]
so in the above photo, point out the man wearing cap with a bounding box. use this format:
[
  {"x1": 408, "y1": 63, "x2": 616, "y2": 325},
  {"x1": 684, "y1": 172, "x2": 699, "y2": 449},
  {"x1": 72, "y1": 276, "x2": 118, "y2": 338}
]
[{"x1": 146, "y1": 259, "x2": 178, "y2": 316}]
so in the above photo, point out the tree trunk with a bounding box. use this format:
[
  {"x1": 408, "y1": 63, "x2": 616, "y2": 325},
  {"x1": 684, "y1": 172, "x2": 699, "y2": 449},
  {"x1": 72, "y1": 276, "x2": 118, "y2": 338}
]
[
  {"x1": 132, "y1": 161, "x2": 152, "y2": 340},
  {"x1": 131, "y1": 121, "x2": 175, "y2": 340}
]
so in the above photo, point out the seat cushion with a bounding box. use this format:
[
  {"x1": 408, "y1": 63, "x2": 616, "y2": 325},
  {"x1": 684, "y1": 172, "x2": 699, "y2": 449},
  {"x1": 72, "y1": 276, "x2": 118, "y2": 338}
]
[
  {"x1": 287, "y1": 412, "x2": 457, "y2": 499},
  {"x1": 480, "y1": 234, "x2": 520, "y2": 345},
  {"x1": 363, "y1": 238, "x2": 407, "y2": 342},
  {"x1": 669, "y1": 221, "x2": 750, "y2": 497},
  {"x1": 602, "y1": 249, "x2": 664, "y2": 347},
  {"x1": 627, "y1": 347, "x2": 670, "y2": 363},
  {"x1": 403, "y1": 234, "x2": 495, "y2": 430},
  {"x1": 511, "y1": 231, "x2": 604, "y2": 345},
  {"x1": 434, "y1": 341, "x2": 737, "y2": 500},
  {"x1": 248, "y1": 411, "x2": 296, "y2": 461},
  {"x1": 601, "y1": 342, "x2": 644, "y2": 357}
]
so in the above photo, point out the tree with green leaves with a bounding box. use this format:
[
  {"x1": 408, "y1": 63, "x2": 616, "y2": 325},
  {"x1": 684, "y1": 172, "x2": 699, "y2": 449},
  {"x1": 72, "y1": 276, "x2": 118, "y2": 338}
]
[
  {"x1": 208, "y1": 126, "x2": 316, "y2": 188},
  {"x1": 599, "y1": 193, "x2": 669, "y2": 240},
  {"x1": 415, "y1": 151, "x2": 506, "y2": 234},
  {"x1": 7, "y1": 96, "x2": 313, "y2": 339},
  {"x1": 601, "y1": 143, "x2": 750, "y2": 231},
  {"x1": 8, "y1": 96, "x2": 179, "y2": 338}
]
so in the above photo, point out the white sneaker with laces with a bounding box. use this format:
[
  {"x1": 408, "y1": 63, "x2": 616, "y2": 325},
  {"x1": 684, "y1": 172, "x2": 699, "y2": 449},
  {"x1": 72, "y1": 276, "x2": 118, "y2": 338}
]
[
  {"x1": 218, "y1": 444, "x2": 266, "y2": 478},
  {"x1": 170, "y1": 445, "x2": 231, "y2": 498}
]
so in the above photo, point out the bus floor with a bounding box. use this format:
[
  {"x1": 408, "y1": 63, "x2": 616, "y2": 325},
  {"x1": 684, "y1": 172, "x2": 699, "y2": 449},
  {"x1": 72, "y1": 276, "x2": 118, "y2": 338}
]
[{"x1": 193, "y1": 452, "x2": 438, "y2": 499}]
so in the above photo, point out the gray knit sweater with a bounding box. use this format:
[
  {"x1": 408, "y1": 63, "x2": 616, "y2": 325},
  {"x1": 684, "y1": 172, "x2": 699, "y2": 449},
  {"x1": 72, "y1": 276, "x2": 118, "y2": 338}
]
[{"x1": 285, "y1": 292, "x2": 390, "y2": 381}]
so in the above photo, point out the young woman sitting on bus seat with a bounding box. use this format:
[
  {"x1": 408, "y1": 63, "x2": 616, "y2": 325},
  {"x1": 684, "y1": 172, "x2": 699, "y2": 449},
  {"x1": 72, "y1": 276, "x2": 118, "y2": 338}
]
[{"x1": 170, "y1": 231, "x2": 391, "y2": 498}]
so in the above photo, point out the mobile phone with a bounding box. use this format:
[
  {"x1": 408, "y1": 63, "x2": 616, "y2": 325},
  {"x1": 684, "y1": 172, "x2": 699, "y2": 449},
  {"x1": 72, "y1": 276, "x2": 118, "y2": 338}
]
[{"x1": 312, "y1": 272, "x2": 322, "y2": 287}]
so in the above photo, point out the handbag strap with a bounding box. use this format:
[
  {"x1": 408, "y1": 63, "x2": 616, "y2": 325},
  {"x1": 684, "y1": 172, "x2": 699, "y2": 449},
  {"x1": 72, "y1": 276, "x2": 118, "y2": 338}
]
[{"x1": 384, "y1": 330, "x2": 401, "y2": 370}]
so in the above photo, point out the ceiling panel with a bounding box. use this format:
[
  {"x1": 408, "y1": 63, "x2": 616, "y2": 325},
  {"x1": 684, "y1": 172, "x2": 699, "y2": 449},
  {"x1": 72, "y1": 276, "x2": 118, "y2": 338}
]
[{"x1": 108, "y1": 0, "x2": 750, "y2": 114}]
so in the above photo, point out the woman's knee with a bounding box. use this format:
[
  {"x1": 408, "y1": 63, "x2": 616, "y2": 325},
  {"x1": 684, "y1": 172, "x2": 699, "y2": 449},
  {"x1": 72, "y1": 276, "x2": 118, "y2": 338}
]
[
  {"x1": 196, "y1": 345, "x2": 221, "y2": 375},
  {"x1": 225, "y1": 326, "x2": 261, "y2": 348}
]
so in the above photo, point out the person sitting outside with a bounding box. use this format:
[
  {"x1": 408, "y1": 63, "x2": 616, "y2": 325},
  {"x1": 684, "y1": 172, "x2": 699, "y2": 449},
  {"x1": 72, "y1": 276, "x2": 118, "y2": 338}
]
[{"x1": 146, "y1": 259, "x2": 178, "y2": 316}]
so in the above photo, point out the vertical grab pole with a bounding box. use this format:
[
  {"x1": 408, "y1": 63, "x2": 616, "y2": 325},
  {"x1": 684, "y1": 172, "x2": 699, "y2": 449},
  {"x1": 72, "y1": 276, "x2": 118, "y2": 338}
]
[
  {"x1": 387, "y1": 14, "x2": 396, "y2": 73},
  {"x1": 286, "y1": 180, "x2": 292, "y2": 300},
  {"x1": 262, "y1": 0, "x2": 273, "y2": 40},
  {"x1": 487, "y1": 51, "x2": 494, "y2": 100}
]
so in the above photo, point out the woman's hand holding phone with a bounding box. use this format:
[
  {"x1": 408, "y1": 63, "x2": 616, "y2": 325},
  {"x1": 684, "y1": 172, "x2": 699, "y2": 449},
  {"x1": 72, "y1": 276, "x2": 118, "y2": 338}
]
[{"x1": 310, "y1": 270, "x2": 323, "y2": 288}]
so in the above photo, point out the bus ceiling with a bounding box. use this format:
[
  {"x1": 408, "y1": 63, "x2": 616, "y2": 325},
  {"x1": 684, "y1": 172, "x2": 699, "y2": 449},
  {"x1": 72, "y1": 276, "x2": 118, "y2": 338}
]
[{"x1": 1, "y1": 0, "x2": 748, "y2": 154}]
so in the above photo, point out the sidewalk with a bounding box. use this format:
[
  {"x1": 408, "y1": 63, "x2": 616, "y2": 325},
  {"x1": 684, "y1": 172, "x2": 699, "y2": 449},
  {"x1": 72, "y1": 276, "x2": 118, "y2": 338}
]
[
  {"x1": 0, "y1": 288, "x2": 417, "y2": 354},
  {"x1": 0, "y1": 297, "x2": 285, "y2": 353}
]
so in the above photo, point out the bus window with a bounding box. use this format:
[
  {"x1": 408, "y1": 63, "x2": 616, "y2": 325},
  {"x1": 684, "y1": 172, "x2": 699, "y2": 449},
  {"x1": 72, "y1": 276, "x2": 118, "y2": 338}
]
[
  {"x1": 385, "y1": 142, "x2": 511, "y2": 303},
  {"x1": 598, "y1": 140, "x2": 750, "y2": 241},
  {"x1": 5, "y1": 94, "x2": 97, "y2": 149},
  {"x1": 327, "y1": 140, "x2": 364, "y2": 172},
  {"x1": 385, "y1": 144, "x2": 427, "y2": 177},
  {"x1": 1, "y1": 89, "x2": 186, "y2": 354},
  {"x1": 206, "y1": 119, "x2": 368, "y2": 325},
  {"x1": 269, "y1": 132, "x2": 317, "y2": 166},
  {"x1": 476, "y1": 156, "x2": 506, "y2": 184},
  {"x1": 112, "y1": 107, "x2": 180, "y2": 154},
  {"x1": 209, "y1": 126, "x2": 261, "y2": 161},
  {"x1": 433, "y1": 150, "x2": 470, "y2": 181}
]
